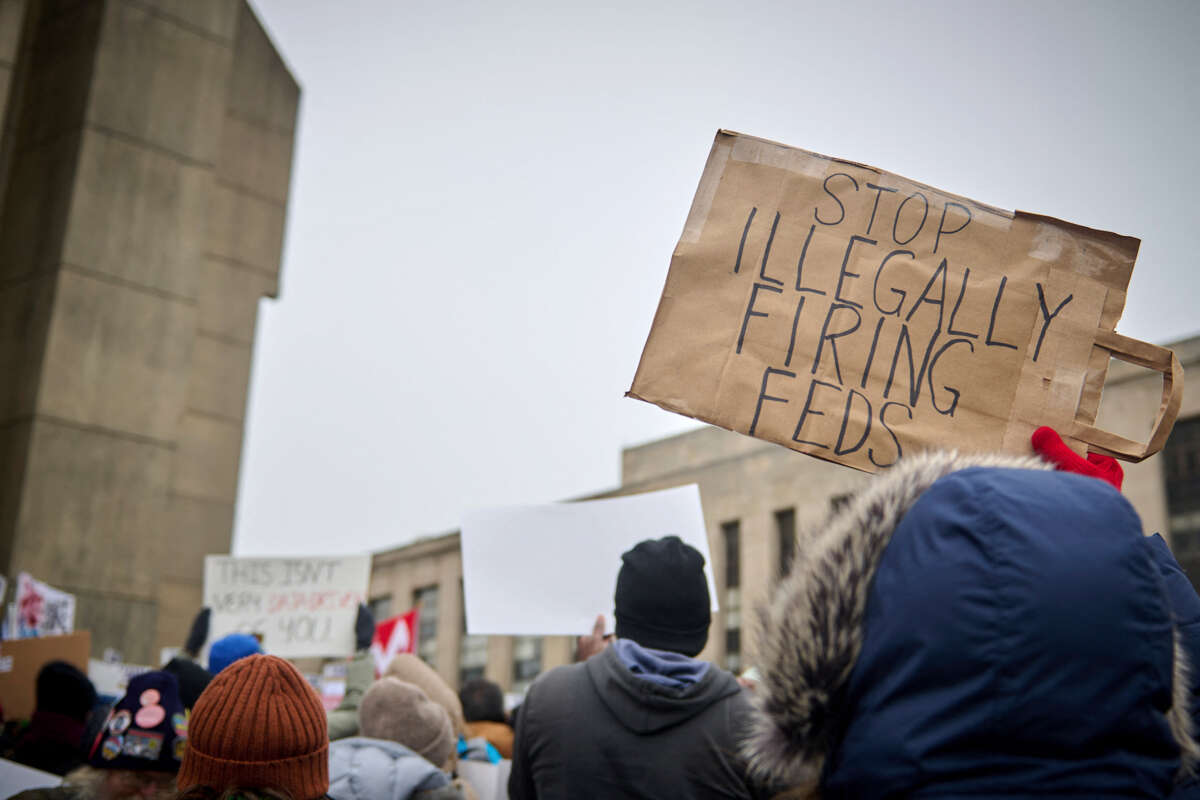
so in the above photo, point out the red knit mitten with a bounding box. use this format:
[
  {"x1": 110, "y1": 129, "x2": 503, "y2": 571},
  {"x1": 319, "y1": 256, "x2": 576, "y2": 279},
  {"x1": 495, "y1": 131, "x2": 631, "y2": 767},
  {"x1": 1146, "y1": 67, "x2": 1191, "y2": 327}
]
[{"x1": 1031, "y1": 426, "x2": 1123, "y2": 491}]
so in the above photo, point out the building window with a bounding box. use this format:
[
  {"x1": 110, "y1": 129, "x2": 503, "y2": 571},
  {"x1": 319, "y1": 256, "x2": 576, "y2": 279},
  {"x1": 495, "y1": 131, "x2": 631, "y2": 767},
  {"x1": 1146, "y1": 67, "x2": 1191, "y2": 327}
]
[
  {"x1": 368, "y1": 595, "x2": 392, "y2": 622},
  {"x1": 1165, "y1": 417, "x2": 1200, "y2": 585},
  {"x1": 722, "y1": 520, "x2": 741, "y2": 674},
  {"x1": 511, "y1": 636, "x2": 542, "y2": 695},
  {"x1": 775, "y1": 508, "x2": 796, "y2": 578},
  {"x1": 413, "y1": 585, "x2": 439, "y2": 668},
  {"x1": 459, "y1": 581, "x2": 487, "y2": 688}
]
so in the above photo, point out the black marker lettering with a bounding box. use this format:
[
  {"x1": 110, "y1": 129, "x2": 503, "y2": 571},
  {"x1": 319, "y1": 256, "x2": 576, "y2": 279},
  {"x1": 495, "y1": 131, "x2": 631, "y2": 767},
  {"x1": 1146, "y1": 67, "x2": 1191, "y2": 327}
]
[
  {"x1": 870, "y1": 401, "x2": 912, "y2": 468},
  {"x1": 892, "y1": 192, "x2": 928, "y2": 245},
  {"x1": 928, "y1": 338, "x2": 974, "y2": 416},
  {"x1": 947, "y1": 266, "x2": 978, "y2": 338},
  {"x1": 860, "y1": 316, "x2": 886, "y2": 389},
  {"x1": 815, "y1": 172, "x2": 859, "y2": 226},
  {"x1": 794, "y1": 224, "x2": 826, "y2": 295},
  {"x1": 885, "y1": 325, "x2": 940, "y2": 407},
  {"x1": 792, "y1": 379, "x2": 840, "y2": 449},
  {"x1": 734, "y1": 206, "x2": 756, "y2": 274},
  {"x1": 873, "y1": 249, "x2": 913, "y2": 317},
  {"x1": 1032, "y1": 283, "x2": 1073, "y2": 362},
  {"x1": 737, "y1": 282, "x2": 783, "y2": 354},
  {"x1": 834, "y1": 235, "x2": 875, "y2": 310},
  {"x1": 834, "y1": 389, "x2": 873, "y2": 456},
  {"x1": 784, "y1": 296, "x2": 806, "y2": 368},
  {"x1": 758, "y1": 211, "x2": 784, "y2": 286},
  {"x1": 985, "y1": 276, "x2": 1018, "y2": 350},
  {"x1": 811, "y1": 303, "x2": 863, "y2": 385},
  {"x1": 864, "y1": 182, "x2": 897, "y2": 236},
  {"x1": 934, "y1": 201, "x2": 972, "y2": 254},
  {"x1": 749, "y1": 367, "x2": 795, "y2": 436},
  {"x1": 904, "y1": 257, "x2": 948, "y2": 332}
]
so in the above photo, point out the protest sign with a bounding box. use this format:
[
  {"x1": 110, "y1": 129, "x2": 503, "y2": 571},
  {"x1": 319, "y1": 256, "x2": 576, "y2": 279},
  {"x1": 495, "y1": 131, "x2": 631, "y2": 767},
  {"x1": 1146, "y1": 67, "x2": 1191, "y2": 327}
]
[
  {"x1": 629, "y1": 131, "x2": 1182, "y2": 472},
  {"x1": 203, "y1": 555, "x2": 370, "y2": 659},
  {"x1": 461, "y1": 485, "x2": 717, "y2": 636},
  {"x1": 0, "y1": 757, "x2": 61, "y2": 795},
  {"x1": 0, "y1": 631, "x2": 90, "y2": 720},
  {"x1": 371, "y1": 609, "x2": 418, "y2": 677},
  {"x1": 15, "y1": 573, "x2": 75, "y2": 637}
]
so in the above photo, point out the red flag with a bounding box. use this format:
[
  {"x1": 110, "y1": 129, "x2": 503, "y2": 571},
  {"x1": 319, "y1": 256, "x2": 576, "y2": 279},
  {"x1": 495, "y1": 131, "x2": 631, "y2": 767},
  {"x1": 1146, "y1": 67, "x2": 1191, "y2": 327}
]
[{"x1": 370, "y1": 609, "x2": 418, "y2": 677}]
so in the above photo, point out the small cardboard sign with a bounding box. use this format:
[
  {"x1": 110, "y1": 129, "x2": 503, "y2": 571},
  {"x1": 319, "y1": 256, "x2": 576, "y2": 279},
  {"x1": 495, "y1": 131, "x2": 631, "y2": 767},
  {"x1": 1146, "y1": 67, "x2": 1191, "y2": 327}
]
[
  {"x1": 203, "y1": 556, "x2": 370, "y2": 659},
  {"x1": 629, "y1": 130, "x2": 1181, "y2": 470},
  {"x1": 461, "y1": 485, "x2": 717, "y2": 636},
  {"x1": 0, "y1": 631, "x2": 91, "y2": 720}
]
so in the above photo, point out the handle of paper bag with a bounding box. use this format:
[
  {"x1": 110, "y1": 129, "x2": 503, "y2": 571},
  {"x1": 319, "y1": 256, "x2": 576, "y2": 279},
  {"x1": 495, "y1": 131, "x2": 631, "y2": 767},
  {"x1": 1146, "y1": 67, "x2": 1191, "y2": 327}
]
[{"x1": 1067, "y1": 330, "x2": 1183, "y2": 462}]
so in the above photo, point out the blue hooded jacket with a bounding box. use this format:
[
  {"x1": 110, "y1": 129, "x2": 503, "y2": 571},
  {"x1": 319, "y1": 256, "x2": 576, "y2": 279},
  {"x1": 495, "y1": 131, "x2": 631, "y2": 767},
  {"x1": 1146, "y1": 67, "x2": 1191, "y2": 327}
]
[{"x1": 748, "y1": 453, "x2": 1194, "y2": 799}]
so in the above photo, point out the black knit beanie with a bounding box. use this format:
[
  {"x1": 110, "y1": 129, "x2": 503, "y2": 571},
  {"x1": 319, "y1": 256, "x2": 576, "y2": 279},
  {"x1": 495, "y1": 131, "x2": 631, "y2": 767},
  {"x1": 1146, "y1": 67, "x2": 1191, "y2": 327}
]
[
  {"x1": 614, "y1": 536, "x2": 711, "y2": 657},
  {"x1": 162, "y1": 657, "x2": 213, "y2": 710},
  {"x1": 36, "y1": 660, "x2": 96, "y2": 721}
]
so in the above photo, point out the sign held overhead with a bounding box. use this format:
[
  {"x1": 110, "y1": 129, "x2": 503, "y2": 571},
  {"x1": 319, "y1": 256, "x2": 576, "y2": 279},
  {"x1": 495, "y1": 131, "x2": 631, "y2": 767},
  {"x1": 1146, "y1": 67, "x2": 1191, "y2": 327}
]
[
  {"x1": 629, "y1": 130, "x2": 1181, "y2": 471},
  {"x1": 461, "y1": 485, "x2": 717, "y2": 637},
  {"x1": 203, "y1": 555, "x2": 370, "y2": 659}
]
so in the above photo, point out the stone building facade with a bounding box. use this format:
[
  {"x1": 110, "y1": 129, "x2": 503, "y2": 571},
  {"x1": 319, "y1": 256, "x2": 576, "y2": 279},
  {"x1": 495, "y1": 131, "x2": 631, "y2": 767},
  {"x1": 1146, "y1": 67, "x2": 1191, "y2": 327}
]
[
  {"x1": 0, "y1": 0, "x2": 298, "y2": 663},
  {"x1": 369, "y1": 334, "x2": 1200, "y2": 693}
]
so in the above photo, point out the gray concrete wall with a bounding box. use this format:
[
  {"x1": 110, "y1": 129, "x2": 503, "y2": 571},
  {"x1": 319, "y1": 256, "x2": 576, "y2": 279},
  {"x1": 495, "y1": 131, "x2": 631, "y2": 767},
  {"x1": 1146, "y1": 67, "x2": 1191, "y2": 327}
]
[{"x1": 0, "y1": 0, "x2": 297, "y2": 664}]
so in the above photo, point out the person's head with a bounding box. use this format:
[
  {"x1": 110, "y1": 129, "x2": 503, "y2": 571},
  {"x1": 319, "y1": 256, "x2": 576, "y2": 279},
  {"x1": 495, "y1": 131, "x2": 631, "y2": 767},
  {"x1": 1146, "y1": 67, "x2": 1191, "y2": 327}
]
[
  {"x1": 614, "y1": 535, "x2": 711, "y2": 657},
  {"x1": 179, "y1": 654, "x2": 328, "y2": 800},
  {"x1": 37, "y1": 659, "x2": 96, "y2": 721},
  {"x1": 206, "y1": 633, "x2": 262, "y2": 675},
  {"x1": 359, "y1": 677, "x2": 454, "y2": 768},
  {"x1": 80, "y1": 671, "x2": 187, "y2": 799},
  {"x1": 747, "y1": 452, "x2": 1198, "y2": 796},
  {"x1": 161, "y1": 658, "x2": 212, "y2": 711},
  {"x1": 172, "y1": 788, "x2": 297, "y2": 799},
  {"x1": 384, "y1": 654, "x2": 465, "y2": 735},
  {"x1": 62, "y1": 764, "x2": 176, "y2": 800},
  {"x1": 459, "y1": 678, "x2": 506, "y2": 724}
]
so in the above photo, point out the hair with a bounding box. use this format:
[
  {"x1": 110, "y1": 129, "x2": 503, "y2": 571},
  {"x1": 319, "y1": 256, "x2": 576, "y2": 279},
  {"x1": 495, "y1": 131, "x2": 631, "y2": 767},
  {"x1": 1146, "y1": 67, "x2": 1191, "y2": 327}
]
[
  {"x1": 63, "y1": 765, "x2": 176, "y2": 800},
  {"x1": 458, "y1": 678, "x2": 506, "y2": 724},
  {"x1": 172, "y1": 787, "x2": 303, "y2": 800}
]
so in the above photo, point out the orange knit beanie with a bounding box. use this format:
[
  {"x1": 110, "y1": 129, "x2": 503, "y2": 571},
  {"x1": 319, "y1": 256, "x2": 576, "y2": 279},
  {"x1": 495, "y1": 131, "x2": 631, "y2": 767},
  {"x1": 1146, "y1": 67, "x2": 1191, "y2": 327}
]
[{"x1": 178, "y1": 654, "x2": 328, "y2": 799}]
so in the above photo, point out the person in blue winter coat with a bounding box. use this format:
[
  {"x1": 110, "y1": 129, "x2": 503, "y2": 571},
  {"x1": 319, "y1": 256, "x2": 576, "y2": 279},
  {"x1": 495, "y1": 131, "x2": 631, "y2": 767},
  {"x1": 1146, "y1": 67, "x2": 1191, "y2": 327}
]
[{"x1": 746, "y1": 432, "x2": 1200, "y2": 799}]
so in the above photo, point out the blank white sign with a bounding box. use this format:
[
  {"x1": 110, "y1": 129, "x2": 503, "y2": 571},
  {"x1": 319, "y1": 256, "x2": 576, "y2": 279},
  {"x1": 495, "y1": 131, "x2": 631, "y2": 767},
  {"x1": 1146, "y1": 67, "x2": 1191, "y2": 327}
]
[{"x1": 461, "y1": 484, "x2": 718, "y2": 636}]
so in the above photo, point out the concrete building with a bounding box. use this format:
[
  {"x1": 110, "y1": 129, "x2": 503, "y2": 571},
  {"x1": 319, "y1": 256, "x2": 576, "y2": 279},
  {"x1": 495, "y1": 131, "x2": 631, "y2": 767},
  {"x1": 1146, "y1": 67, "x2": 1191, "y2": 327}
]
[
  {"x1": 0, "y1": 0, "x2": 298, "y2": 664},
  {"x1": 369, "y1": 334, "x2": 1200, "y2": 693}
]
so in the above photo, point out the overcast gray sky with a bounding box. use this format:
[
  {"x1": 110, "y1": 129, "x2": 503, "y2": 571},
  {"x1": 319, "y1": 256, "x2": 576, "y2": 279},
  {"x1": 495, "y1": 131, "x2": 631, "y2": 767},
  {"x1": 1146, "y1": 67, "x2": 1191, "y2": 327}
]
[{"x1": 234, "y1": 0, "x2": 1200, "y2": 556}]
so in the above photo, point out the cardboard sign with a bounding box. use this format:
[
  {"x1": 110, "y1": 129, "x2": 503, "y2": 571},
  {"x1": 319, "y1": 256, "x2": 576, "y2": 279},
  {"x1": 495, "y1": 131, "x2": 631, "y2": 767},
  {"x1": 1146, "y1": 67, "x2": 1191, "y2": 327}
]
[
  {"x1": 203, "y1": 556, "x2": 370, "y2": 659},
  {"x1": 0, "y1": 631, "x2": 91, "y2": 720},
  {"x1": 15, "y1": 573, "x2": 75, "y2": 637},
  {"x1": 371, "y1": 609, "x2": 418, "y2": 676},
  {"x1": 629, "y1": 131, "x2": 1182, "y2": 471},
  {"x1": 461, "y1": 485, "x2": 718, "y2": 636}
]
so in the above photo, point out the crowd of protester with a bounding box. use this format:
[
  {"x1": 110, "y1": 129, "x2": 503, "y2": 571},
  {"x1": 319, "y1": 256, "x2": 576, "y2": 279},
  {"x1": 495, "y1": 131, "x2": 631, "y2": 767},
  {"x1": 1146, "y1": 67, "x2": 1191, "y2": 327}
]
[{"x1": 1, "y1": 427, "x2": 1200, "y2": 798}]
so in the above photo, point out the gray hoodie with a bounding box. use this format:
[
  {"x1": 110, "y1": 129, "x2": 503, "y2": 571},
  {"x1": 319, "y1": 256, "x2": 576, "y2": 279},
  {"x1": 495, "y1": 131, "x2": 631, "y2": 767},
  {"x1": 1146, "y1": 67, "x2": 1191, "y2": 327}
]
[{"x1": 329, "y1": 737, "x2": 465, "y2": 800}]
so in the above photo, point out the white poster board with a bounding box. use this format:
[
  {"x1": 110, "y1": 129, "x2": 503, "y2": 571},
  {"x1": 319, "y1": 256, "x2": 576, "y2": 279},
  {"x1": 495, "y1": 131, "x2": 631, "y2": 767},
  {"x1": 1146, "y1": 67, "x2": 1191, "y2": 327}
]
[
  {"x1": 203, "y1": 556, "x2": 370, "y2": 659},
  {"x1": 461, "y1": 485, "x2": 718, "y2": 636},
  {"x1": 15, "y1": 573, "x2": 75, "y2": 637}
]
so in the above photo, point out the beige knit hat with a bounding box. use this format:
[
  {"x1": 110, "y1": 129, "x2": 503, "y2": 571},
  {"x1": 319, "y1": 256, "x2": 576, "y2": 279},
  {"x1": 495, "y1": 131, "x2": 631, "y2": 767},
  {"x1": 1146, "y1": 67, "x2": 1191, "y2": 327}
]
[
  {"x1": 178, "y1": 654, "x2": 328, "y2": 799},
  {"x1": 359, "y1": 677, "x2": 455, "y2": 768},
  {"x1": 384, "y1": 654, "x2": 466, "y2": 735}
]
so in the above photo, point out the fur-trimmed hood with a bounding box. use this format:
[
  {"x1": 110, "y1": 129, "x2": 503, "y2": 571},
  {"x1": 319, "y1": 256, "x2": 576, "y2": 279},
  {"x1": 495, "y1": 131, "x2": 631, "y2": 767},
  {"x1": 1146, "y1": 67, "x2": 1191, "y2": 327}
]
[{"x1": 746, "y1": 450, "x2": 1199, "y2": 797}]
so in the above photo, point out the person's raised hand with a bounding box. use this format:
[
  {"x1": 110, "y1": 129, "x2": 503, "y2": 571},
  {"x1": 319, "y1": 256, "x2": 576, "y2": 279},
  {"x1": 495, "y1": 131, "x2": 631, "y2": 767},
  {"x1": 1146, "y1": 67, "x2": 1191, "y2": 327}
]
[
  {"x1": 183, "y1": 607, "x2": 211, "y2": 658},
  {"x1": 575, "y1": 614, "x2": 611, "y2": 662},
  {"x1": 355, "y1": 604, "x2": 376, "y2": 652},
  {"x1": 1031, "y1": 426, "x2": 1123, "y2": 491}
]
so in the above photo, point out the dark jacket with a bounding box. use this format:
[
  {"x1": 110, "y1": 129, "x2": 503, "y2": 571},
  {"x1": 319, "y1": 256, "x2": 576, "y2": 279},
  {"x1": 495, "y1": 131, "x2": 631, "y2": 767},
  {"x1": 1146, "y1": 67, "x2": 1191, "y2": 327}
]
[
  {"x1": 1148, "y1": 533, "x2": 1200, "y2": 800},
  {"x1": 9, "y1": 711, "x2": 87, "y2": 776},
  {"x1": 748, "y1": 452, "x2": 1197, "y2": 798},
  {"x1": 508, "y1": 643, "x2": 766, "y2": 800}
]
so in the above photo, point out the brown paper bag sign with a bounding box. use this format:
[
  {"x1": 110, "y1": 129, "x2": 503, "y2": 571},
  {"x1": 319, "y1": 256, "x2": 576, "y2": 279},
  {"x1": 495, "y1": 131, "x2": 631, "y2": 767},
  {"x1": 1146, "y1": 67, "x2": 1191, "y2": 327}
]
[{"x1": 629, "y1": 131, "x2": 1181, "y2": 471}]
